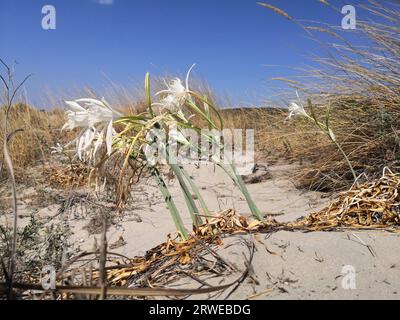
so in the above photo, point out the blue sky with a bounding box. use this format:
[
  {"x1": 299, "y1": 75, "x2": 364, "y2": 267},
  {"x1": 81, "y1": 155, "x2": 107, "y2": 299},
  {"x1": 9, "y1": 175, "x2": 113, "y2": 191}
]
[{"x1": 1, "y1": 0, "x2": 368, "y2": 108}]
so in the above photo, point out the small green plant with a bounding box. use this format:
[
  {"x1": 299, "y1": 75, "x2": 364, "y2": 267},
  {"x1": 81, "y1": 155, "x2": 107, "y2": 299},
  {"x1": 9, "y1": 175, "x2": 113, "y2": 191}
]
[{"x1": 0, "y1": 214, "x2": 72, "y2": 282}]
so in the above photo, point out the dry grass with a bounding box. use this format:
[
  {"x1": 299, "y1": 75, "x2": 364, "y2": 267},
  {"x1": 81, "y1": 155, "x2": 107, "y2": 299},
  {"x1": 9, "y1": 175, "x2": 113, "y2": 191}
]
[
  {"x1": 0, "y1": 104, "x2": 67, "y2": 179},
  {"x1": 220, "y1": 107, "x2": 292, "y2": 163},
  {"x1": 287, "y1": 168, "x2": 400, "y2": 231},
  {"x1": 253, "y1": 0, "x2": 400, "y2": 191}
]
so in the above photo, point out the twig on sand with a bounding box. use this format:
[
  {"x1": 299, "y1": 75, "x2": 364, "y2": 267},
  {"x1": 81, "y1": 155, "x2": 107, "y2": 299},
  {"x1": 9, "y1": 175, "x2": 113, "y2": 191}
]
[
  {"x1": 0, "y1": 281, "x2": 236, "y2": 297},
  {"x1": 314, "y1": 251, "x2": 324, "y2": 263},
  {"x1": 348, "y1": 233, "x2": 376, "y2": 257},
  {"x1": 196, "y1": 238, "x2": 236, "y2": 272},
  {"x1": 177, "y1": 269, "x2": 212, "y2": 288},
  {"x1": 98, "y1": 214, "x2": 108, "y2": 299},
  {"x1": 224, "y1": 241, "x2": 255, "y2": 300},
  {"x1": 245, "y1": 287, "x2": 274, "y2": 300}
]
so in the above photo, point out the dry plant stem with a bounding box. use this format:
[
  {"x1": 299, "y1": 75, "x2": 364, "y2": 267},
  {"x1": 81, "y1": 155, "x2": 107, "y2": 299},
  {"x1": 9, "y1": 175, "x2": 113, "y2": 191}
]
[
  {"x1": 98, "y1": 215, "x2": 107, "y2": 300},
  {"x1": 0, "y1": 279, "x2": 237, "y2": 297},
  {"x1": 0, "y1": 59, "x2": 31, "y2": 299},
  {"x1": 286, "y1": 169, "x2": 400, "y2": 231},
  {"x1": 2, "y1": 139, "x2": 16, "y2": 299}
]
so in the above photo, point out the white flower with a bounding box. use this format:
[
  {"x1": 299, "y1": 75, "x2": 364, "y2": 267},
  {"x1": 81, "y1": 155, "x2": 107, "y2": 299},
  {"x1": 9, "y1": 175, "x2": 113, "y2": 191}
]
[
  {"x1": 51, "y1": 143, "x2": 63, "y2": 154},
  {"x1": 287, "y1": 102, "x2": 307, "y2": 119},
  {"x1": 75, "y1": 127, "x2": 96, "y2": 160},
  {"x1": 143, "y1": 129, "x2": 167, "y2": 167},
  {"x1": 166, "y1": 127, "x2": 193, "y2": 164},
  {"x1": 159, "y1": 94, "x2": 180, "y2": 113},
  {"x1": 155, "y1": 64, "x2": 196, "y2": 112},
  {"x1": 62, "y1": 98, "x2": 121, "y2": 161},
  {"x1": 63, "y1": 98, "x2": 119, "y2": 130},
  {"x1": 143, "y1": 143, "x2": 158, "y2": 167},
  {"x1": 76, "y1": 127, "x2": 108, "y2": 160},
  {"x1": 167, "y1": 78, "x2": 187, "y2": 98},
  {"x1": 62, "y1": 101, "x2": 89, "y2": 130},
  {"x1": 142, "y1": 125, "x2": 192, "y2": 166},
  {"x1": 168, "y1": 127, "x2": 191, "y2": 146},
  {"x1": 287, "y1": 91, "x2": 309, "y2": 119}
]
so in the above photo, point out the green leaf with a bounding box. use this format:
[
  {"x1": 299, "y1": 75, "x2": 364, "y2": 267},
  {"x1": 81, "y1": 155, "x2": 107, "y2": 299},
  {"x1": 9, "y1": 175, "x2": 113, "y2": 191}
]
[
  {"x1": 145, "y1": 72, "x2": 154, "y2": 117},
  {"x1": 151, "y1": 167, "x2": 188, "y2": 240}
]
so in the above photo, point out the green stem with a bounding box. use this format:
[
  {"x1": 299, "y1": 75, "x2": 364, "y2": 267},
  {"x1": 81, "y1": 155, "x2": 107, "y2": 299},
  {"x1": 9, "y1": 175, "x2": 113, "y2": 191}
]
[
  {"x1": 331, "y1": 138, "x2": 358, "y2": 184},
  {"x1": 145, "y1": 72, "x2": 154, "y2": 118},
  {"x1": 180, "y1": 166, "x2": 211, "y2": 218},
  {"x1": 308, "y1": 99, "x2": 357, "y2": 184},
  {"x1": 151, "y1": 167, "x2": 188, "y2": 240},
  {"x1": 230, "y1": 163, "x2": 264, "y2": 221},
  {"x1": 169, "y1": 163, "x2": 203, "y2": 227},
  {"x1": 217, "y1": 162, "x2": 264, "y2": 221}
]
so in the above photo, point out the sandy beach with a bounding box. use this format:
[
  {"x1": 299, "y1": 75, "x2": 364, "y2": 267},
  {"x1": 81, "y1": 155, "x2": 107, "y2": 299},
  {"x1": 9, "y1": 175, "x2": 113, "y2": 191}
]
[{"x1": 2, "y1": 161, "x2": 399, "y2": 300}]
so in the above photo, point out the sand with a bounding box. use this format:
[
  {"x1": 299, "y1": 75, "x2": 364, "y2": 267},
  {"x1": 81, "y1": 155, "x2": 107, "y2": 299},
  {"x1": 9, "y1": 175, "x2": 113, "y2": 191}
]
[{"x1": 1, "y1": 161, "x2": 400, "y2": 299}]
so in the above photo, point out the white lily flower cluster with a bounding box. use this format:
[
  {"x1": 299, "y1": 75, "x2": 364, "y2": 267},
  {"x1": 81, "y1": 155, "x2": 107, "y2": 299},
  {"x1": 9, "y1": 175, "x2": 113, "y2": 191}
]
[
  {"x1": 62, "y1": 98, "x2": 121, "y2": 161},
  {"x1": 154, "y1": 64, "x2": 195, "y2": 114}
]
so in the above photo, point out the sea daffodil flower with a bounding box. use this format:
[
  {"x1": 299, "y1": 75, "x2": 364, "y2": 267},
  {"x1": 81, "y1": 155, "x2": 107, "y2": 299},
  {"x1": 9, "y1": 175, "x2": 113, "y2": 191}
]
[
  {"x1": 287, "y1": 101, "x2": 308, "y2": 119},
  {"x1": 62, "y1": 98, "x2": 121, "y2": 161},
  {"x1": 155, "y1": 64, "x2": 196, "y2": 112}
]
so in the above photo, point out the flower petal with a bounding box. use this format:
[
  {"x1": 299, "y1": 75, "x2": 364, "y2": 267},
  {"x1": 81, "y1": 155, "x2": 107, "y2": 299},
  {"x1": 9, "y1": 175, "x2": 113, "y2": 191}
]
[
  {"x1": 169, "y1": 129, "x2": 190, "y2": 146},
  {"x1": 106, "y1": 120, "x2": 114, "y2": 156},
  {"x1": 76, "y1": 98, "x2": 105, "y2": 107},
  {"x1": 65, "y1": 100, "x2": 86, "y2": 112},
  {"x1": 185, "y1": 64, "x2": 196, "y2": 91}
]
